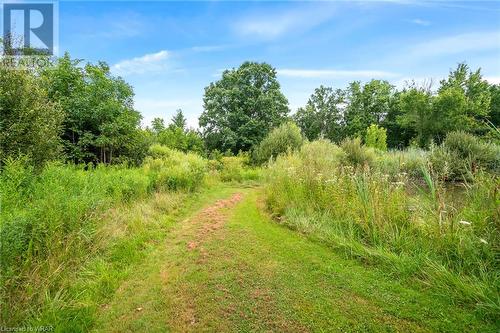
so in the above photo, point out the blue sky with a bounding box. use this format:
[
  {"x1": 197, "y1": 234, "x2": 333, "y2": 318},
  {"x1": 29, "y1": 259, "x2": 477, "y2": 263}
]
[{"x1": 53, "y1": 1, "x2": 500, "y2": 126}]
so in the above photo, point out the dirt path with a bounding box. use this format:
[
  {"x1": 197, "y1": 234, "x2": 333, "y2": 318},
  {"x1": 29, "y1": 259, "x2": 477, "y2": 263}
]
[{"x1": 92, "y1": 187, "x2": 494, "y2": 333}]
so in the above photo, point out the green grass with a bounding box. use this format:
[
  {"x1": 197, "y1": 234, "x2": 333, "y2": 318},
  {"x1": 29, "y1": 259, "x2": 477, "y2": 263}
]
[
  {"x1": 23, "y1": 184, "x2": 243, "y2": 331},
  {"x1": 265, "y1": 140, "x2": 499, "y2": 320},
  {"x1": 91, "y1": 187, "x2": 495, "y2": 332},
  {"x1": 0, "y1": 150, "x2": 239, "y2": 326},
  {"x1": 2, "y1": 139, "x2": 498, "y2": 331}
]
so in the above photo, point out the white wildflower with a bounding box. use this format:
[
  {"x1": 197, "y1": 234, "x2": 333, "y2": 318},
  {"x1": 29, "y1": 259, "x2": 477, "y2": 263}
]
[{"x1": 458, "y1": 220, "x2": 471, "y2": 226}]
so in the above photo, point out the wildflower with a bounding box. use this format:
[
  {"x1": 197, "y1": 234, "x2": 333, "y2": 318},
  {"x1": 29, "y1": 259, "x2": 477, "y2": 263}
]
[
  {"x1": 479, "y1": 238, "x2": 488, "y2": 244},
  {"x1": 458, "y1": 220, "x2": 471, "y2": 226}
]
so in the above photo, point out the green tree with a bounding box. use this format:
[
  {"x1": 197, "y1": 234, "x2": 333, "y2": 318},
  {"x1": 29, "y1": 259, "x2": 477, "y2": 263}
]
[
  {"x1": 365, "y1": 124, "x2": 387, "y2": 151},
  {"x1": 343, "y1": 80, "x2": 394, "y2": 138},
  {"x1": 151, "y1": 118, "x2": 165, "y2": 134},
  {"x1": 397, "y1": 85, "x2": 434, "y2": 148},
  {"x1": 435, "y1": 63, "x2": 491, "y2": 138},
  {"x1": 294, "y1": 85, "x2": 344, "y2": 142},
  {"x1": 199, "y1": 61, "x2": 289, "y2": 153},
  {"x1": 154, "y1": 113, "x2": 204, "y2": 154},
  {"x1": 170, "y1": 109, "x2": 187, "y2": 130},
  {"x1": 42, "y1": 53, "x2": 141, "y2": 164},
  {"x1": 0, "y1": 65, "x2": 64, "y2": 166},
  {"x1": 489, "y1": 84, "x2": 500, "y2": 128},
  {"x1": 382, "y1": 91, "x2": 416, "y2": 148}
]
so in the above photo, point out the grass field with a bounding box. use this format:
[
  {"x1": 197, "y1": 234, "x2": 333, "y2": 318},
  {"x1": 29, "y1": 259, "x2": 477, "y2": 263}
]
[
  {"x1": 15, "y1": 184, "x2": 494, "y2": 332},
  {"x1": 1, "y1": 140, "x2": 498, "y2": 332}
]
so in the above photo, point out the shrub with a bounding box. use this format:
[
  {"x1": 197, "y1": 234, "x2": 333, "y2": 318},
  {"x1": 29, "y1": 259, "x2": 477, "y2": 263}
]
[
  {"x1": 215, "y1": 155, "x2": 260, "y2": 182},
  {"x1": 144, "y1": 145, "x2": 207, "y2": 191},
  {"x1": 365, "y1": 124, "x2": 387, "y2": 151},
  {"x1": 429, "y1": 131, "x2": 499, "y2": 180},
  {"x1": 253, "y1": 122, "x2": 303, "y2": 165},
  {"x1": 340, "y1": 138, "x2": 376, "y2": 168}
]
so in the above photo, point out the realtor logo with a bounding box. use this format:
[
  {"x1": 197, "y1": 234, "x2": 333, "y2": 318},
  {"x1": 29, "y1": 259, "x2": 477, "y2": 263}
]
[{"x1": 2, "y1": 2, "x2": 57, "y2": 55}]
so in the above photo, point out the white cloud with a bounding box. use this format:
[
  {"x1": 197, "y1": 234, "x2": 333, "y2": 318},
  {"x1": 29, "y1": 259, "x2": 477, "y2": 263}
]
[
  {"x1": 234, "y1": 4, "x2": 336, "y2": 40},
  {"x1": 409, "y1": 18, "x2": 431, "y2": 26},
  {"x1": 277, "y1": 69, "x2": 399, "y2": 79},
  {"x1": 485, "y1": 76, "x2": 500, "y2": 85},
  {"x1": 408, "y1": 31, "x2": 500, "y2": 58},
  {"x1": 112, "y1": 50, "x2": 170, "y2": 76}
]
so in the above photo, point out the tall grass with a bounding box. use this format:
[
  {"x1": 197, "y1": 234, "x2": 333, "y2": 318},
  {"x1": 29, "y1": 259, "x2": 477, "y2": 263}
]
[
  {"x1": 265, "y1": 139, "x2": 499, "y2": 320},
  {"x1": 0, "y1": 147, "x2": 211, "y2": 324},
  {"x1": 0, "y1": 144, "x2": 261, "y2": 324}
]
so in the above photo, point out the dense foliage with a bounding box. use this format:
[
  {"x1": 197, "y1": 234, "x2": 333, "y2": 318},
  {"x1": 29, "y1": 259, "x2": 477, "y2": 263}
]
[
  {"x1": 151, "y1": 110, "x2": 204, "y2": 154},
  {"x1": 42, "y1": 54, "x2": 145, "y2": 164},
  {"x1": 252, "y1": 122, "x2": 303, "y2": 164},
  {"x1": 0, "y1": 65, "x2": 64, "y2": 166},
  {"x1": 199, "y1": 61, "x2": 289, "y2": 154},
  {"x1": 294, "y1": 63, "x2": 498, "y2": 149}
]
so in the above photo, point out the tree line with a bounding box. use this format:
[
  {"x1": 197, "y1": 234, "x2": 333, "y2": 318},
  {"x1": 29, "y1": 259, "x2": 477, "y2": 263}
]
[
  {"x1": 1, "y1": 51, "x2": 498, "y2": 168},
  {"x1": 294, "y1": 64, "x2": 499, "y2": 148}
]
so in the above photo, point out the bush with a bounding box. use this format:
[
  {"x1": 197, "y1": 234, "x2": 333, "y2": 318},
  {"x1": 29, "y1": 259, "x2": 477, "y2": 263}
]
[
  {"x1": 144, "y1": 145, "x2": 207, "y2": 191},
  {"x1": 340, "y1": 138, "x2": 376, "y2": 168},
  {"x1": 208, "y1": 154, "x2": 261, "y2": 182},
  {"x1": 253, "y1": 122, "x2": 303, "y2": 165},
  {"x1": 365, "y1": 124, "x2": 387, "y2": 151},
  {"x1": 429, "y1": 131, "x2": 499, "y2": 180}
]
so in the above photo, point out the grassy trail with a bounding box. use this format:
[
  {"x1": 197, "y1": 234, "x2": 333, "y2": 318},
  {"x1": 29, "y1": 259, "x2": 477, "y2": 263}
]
[{"x1": 92, "y1": 186, "x2": 493, "y2": 332}]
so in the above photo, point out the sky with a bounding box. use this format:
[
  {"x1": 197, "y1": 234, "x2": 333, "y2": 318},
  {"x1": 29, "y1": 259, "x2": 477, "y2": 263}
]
[{"x1": 15, "y1": 1, "x2": 500, "y2": 127}]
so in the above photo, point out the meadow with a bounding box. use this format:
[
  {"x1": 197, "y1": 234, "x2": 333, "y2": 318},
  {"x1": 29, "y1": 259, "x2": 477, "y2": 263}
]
[
  {"x1": 0, "y1": 147, "x2": 258, "y2": 325},
  {"x1": 265, "y1": 132, "x2": 499, "y2": 320},
  {"x1": 2, "y1": 47, "x2": 499, "y2": 330},
  {"x1": 1, "y1": 129, "x2": 498, "y2": 330}
]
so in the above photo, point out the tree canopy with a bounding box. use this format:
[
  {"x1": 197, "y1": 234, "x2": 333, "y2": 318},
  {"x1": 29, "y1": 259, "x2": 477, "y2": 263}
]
[
  {"x1": 199, "y1": 61, "x2": 289, "y2": 154},
  {"x1": 41, "y1": 53, "x2": 143, "y2": 164},
  {"x1": 293, "y1": 63, "x2": 497, "y2": 149}
]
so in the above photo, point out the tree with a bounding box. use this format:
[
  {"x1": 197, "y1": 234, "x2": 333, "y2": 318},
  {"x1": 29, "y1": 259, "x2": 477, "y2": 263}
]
[
  {"x1": 151, "y1": 118, "x2": 165, "y2": 134},
  {"x1": 199, "y1": 61, "x2": 289, "y2": 153},
  {"x1": 435, "y1": 63, "x2": 491, "y2": 138},
  {"x1": 153, "y1": 113, "x2": 204, "y2": 154},
  {"x1": 489, "y1": 84, "x2": 500, "y2": 128},
  {"x1": 294, "y1": 85, "x2": 344, "y2": 142},
  {"x1": 42, "y1": 53, "x2": 142, "y2": 164},
  {"x1": 343, "y1": 80, "x2": 394, "y2": 138},
  {"x1": 170, "y1": 109, "x2": 187, "y2": 130},
  {"x1": 0, "y1": 65, "x2": 64, "y2": 166},
  {"x1": 397, "y1": 85, "x2": 434, "y2": 148},
  {"x1": 382, "y1": 91, "x2": 416, "y2": 148},
  {"x1": 365, "y1": 124, "x2": 387, "y2": 151}
]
